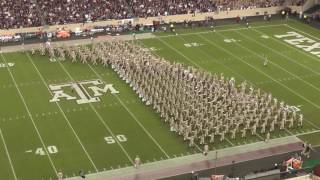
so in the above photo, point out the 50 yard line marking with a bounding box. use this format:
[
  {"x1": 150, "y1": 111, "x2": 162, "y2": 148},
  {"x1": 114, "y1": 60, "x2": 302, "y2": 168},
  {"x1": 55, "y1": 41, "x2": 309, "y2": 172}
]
[
  {"x1": 25, "y1": 52, "x2": 99, "y2": 172},
  {"x1": 0, "y1": 53, "x2": 58, "y2": 174},
  {"x1": 0, "y1": 128, "x2": 17, "y2": 180},
  {"x1": 86, "y1": 63, "x2": 170, "y2": 158},
  {"x1": 55, "y1": 58, "x2": 134, "y2": 165}
]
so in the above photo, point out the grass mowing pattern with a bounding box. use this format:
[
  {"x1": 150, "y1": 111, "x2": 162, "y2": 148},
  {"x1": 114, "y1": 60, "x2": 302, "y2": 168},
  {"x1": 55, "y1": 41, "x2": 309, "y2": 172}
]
[{"x1": 0, "y1": 19, "x2": 319, "y2": 179}]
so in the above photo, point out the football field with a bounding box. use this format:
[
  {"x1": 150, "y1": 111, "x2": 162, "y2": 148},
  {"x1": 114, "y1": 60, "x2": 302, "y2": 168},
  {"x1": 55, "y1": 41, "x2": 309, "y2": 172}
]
[{"x1": 0, "y1": 18, "x2": 320, "y2": 180}]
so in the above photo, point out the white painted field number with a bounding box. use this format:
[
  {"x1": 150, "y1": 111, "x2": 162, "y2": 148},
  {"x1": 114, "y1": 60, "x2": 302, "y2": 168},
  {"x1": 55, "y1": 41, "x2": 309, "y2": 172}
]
[
  {"x1": 104, "y1": 135, "x2": 127, "y2": 144},
  {"x1": 224, "y1": 39, "x2": 240, "y2": 43},
  {"x1": 35, "y1": 146, "x2": 58, "y2": 155},
  {"x1": 184, "y1": 42, "x2": 203, "y2": 48}
]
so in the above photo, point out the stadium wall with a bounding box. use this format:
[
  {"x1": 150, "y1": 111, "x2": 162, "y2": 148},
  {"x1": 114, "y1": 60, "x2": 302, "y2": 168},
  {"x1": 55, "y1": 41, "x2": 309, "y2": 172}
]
[
  {"x1": 0, "y1": 6, "x2": 301, "y2": 36},
  {"x1": 302, "y1": 0, "x2": 319, "y2": 11}
]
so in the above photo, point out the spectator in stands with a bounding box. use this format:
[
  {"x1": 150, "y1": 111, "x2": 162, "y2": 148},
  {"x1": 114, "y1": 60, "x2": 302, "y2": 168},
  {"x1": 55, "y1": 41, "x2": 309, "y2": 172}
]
[{"x1": 0, "y1": 0, "x2": 304, "y2": 29}]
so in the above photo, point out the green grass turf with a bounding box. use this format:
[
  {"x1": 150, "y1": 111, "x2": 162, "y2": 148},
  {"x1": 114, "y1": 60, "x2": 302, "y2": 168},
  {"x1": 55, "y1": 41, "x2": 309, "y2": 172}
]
[{"x1": 0, "y1": 18, "x2": 320, "y2": 179}]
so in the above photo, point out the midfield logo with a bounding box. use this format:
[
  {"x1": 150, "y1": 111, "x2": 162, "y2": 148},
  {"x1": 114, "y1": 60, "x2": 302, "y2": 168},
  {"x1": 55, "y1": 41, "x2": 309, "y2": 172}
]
[{"x1": 49, "y1": 79, "x2": 119, "y2": 104}]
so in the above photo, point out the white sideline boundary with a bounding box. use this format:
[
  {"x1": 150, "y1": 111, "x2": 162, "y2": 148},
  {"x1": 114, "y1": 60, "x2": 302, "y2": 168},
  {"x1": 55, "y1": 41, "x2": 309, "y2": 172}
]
[
  {"x1": 25, "y1": 52, "x2": 99, "y2": 172},
  {"x1": 0, "y1": 128, "x2": 17, "y2": 180},
  {"x1": 222, "y1": 31, "x2": 320, "y2": 128},
  {"x1": 156, "y1": 36, "x2": 235, "y2": 148},
  {"x1": 158, "y1": 32, "x2": 305, "y2": 143},
  {"x1": 236, "y1": 28, "x2": 320, "y2": 130},
  {"x1": 55, "y1": 57, "x2": 135, "y2": 165},
  {"x1": 1, "y1": 21, "x2": 320, "y2": 179},
  {"x1": 198, "y1": 30, "x2": 320, "y2": 111},
  {"x1": 157, "y1": 24, "x2": 284, "y2": 39},
  {"x1": 65, "y1": 135, "x2": 302, "y2": 180},
  {"x1": 235, "y1": 29, "x2": 320, "y2": 108},
  {"x1": 207, "y1": 31, "x2": 320, "y2": 129},
  {"x1": 0, "y1": 53, "x2": 58, "y2": 174},
  {"x1": 85, "y1": 63, "x2": 170, "y2": 158}
]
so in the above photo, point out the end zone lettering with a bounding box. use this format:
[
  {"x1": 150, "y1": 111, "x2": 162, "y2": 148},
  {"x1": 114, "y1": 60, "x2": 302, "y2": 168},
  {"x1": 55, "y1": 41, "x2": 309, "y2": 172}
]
[
  {"x1": 49, "y1": 79, "x2": 119, "y2": 104},
  {"x1": 275, "y1": 31, "x2": 320, "y2": 57}
]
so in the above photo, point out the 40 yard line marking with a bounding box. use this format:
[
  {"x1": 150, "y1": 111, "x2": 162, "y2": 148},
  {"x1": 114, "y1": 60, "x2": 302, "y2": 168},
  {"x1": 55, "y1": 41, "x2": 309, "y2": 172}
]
[
  {"x1": 25, "y1": 52, "x2": 99, "y2": 172},
  {"x1": 0, "y1": 53, "x2": 58, "y2": 174},
  {"x1": 0, "y1": 128, "x2": 17, "y2": 180},
  {"x1": 55, "y1": 57, "x2": 134, "y2": 165},
  {"x1": 86, "y1": 63, "x2": 171, "y2": 158}
]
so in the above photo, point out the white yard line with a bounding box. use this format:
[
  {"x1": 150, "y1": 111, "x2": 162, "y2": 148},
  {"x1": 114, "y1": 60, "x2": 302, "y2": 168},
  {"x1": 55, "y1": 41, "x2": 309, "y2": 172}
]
[
  {"x1": 169, "y1": 30, "x2": 319, "y2": 134},
  {"x1": 253, "y1": 26, "x2": 320, "y2": 65},
  {"x1": 158, "y1": 24, "x2": 284, "y2": 39},
  {"x1": 255, "y1": 73, "x2": 320, "y2": 85},
  {"x1": 224, "y1": 138, "x2": 235, "y2": 146},
  {"x1": 230, "y1": 30, "x2": 320, "y2": 130},
  {"x1": 255, "y1": 133, "x2": 265, "y2": 141},
  {"x1": 0, "y1": 53, "x2": 58, "y2": 174},
  {"x1": 25, "y1": 52, "x2": 99, "y2": 172},
  {"x1": 156, "y1": 37, "x2": 237, "y2": 147},
  {"x1": 237, "y1": 29, "x2": 320, "y2": 95},
  {"x1": 280, "y1": 23, "x2": 320, "y2": 65},
  {"x1": 157, "y1": 30, "x2": 320, "y2": 145},
  {"x1": 156, "y1": 37, "x2": 201, "y2": 68},
  {"x1": 215, "y1": 31, "x2": 320, "y2": 130},
  {"x1": 86, "y1": 64, "x2": 170, "y2": 158},
  {"x1": 205, "y1": 32, "x2": 320, "y2": 108},
  {"x1": 169, "y1": 34, "x2": 260, "y2": 145},
  {"x1": 294, "y1": 129, "x2": 320, "y2": 137},
  {"x1": 194, "y1": 144, "x2": 202, "y2": 152},
  {"x1": 285, "y1": 23, "x2": 320, "y2": 44},
  {"x1": 199, "y1": 33, "x2": 320, "y2": 134},
  {"x1": 55, "y1": 59, "x2": 134, "y2": 165},
  {"x1": 0, "y1": 128, "x2": 17, "y2": 180}
]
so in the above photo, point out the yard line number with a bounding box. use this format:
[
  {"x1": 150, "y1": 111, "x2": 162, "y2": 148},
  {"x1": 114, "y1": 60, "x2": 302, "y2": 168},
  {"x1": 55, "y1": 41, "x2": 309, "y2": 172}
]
[
  {"x1": 184, "y1": 42, "x2": 203, "y2": 48},
  {"x1": 104, "y1": 135, "x2": 127, "y2": 144},
  {"x1": 224, "y1": 39, "x2": 241, "y2": 43},
  {"x1": 35, "y1": 146, "x2": 58, "y2": 155}
]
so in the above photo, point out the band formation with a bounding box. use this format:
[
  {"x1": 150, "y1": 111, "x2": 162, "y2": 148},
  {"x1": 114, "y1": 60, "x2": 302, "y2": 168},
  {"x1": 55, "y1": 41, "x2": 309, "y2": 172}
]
[{"x1": 32, "y1": 41, "x2": 304, "y2": 147}]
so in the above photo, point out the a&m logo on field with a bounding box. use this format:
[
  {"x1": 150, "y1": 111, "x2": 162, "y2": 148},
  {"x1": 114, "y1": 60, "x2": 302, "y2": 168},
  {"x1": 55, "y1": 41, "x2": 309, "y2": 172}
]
[{"x1": 49, "y1": 79, "x2": 119, "y2": 104}]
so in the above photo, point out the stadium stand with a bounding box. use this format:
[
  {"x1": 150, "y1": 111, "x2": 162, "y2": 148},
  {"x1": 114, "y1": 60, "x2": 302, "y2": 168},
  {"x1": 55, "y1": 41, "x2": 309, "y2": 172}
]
[{"x1": 0, "y1": 0, "x2": 305, "y2": 29}]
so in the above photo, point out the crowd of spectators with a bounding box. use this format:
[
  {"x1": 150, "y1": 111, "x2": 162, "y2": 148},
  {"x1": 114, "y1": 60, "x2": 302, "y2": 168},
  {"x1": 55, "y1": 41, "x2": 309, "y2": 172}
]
[
  {"x1": 130, "y1": 0, "x2": 217, "y2": 18},
  {"x1": 0, "y1": 0, "x2": 306, "y2": 29},
  {"x1": 0, "y1": 0, "x2": 42, "y2": 29},
  {"x1": 37, "y1": 0, "x2": 132, "y2": 25}
]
